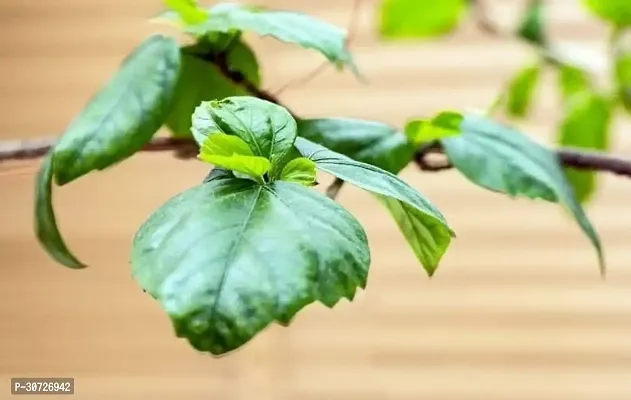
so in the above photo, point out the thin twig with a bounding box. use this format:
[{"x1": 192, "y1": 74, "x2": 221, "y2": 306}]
[{"x1": 326, "y1": 178, "x2": 346, "y2": 199}]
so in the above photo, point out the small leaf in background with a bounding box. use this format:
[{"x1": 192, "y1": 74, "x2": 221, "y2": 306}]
[
  {"x1": 557, "y1": 91, "x2": 612, "y2": 204},
  {"x1": 280, "y1": 157, "x2": 317, "y2": 186},
  {"x1": 53, "y1": 35, "x2": 181, "y2": 185},
  {"x1": 166, "y1": 39, "x2": 261, "y2": 138},
  {"x1": 297, "y1": 118, "x2": 416, "y2": 174},
  {"x1": 378, "y1": 0, "x2": 467, "y2": 39},
  {"x1": 34, "y1": 153, "x2": 86, "y2": 269},
  {"x1": 516, "y1": 0, "x2": 547, "y2": 46},
  {"x1": 405, "y1": 111, "x2": 463, "y2": 145},
  {"x1": 131, "y1": 177, "x2": 370, "y2": 355},
  {"x1": 557, "y1": 64, "x2": 591, "y2": 102},
  {"x1": 582, "y1": 0, "x2": 631, "y2": 27},
  {"x1": 156, "y1": 3, "x2": 358, "y2": 74},
  {"x1": 164, "y1": 0, "x2": 207, "y2": 25},
  {"x1": 192, "y1": 97, "x2": 297, "y2": 176},
  {"x1": 432, "y1": 112, "x2": 605, "y2": 274},
  {"x1": 198, "y1": 133, "x2": 271, "y2": 182},
  {"x1": 295, "y1": 137, "x2": 454, "y2": 276},
  {"x1": 504, "y1": 63, "x2": 542, "y2": 118},
  {"x1": 614, "y1": 50, "x2": 631, "y2": 113}
]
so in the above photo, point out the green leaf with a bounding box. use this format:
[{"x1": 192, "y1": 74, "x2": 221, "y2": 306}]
[
  {"x1": 131, "y1": 177, "x2": 370, "y2": 355},
  {"x1": 53, "y1": 35, "x2": 180, "y2": 185},
  {"x1": 34, "y1": 152, "x2": 86, "y2": 269},
  {"x1": 557, "y1": 64, "x2": 591, "y2": 102},
  {"x1": 557, "y1": 91, "x2": 612, "y2": 204},
  {"x1": 582, "y1": 0, "x2": 631, "y2": 27},
  {"x1": 614, "y1": 50, "x2": 631, "y2": 114},
  {"x1": 432, "y1": 112, "x2": 605, "y2": 274},
  {"x1": 297, "y1": 118, "x2": 416, "y2": 174},
  {"x1": 166, "y1": 39, "x2": 261, "y2": 138},
  {"x1": 294, "y1": 137, "x2": 454, "y2": 276},
  {"x1": 156, "y1": 3, "x2": 357, "y2": 72},
  {"x1": 516, "y1": 0, "x2": 547, "y2": 46},
  {"x1": 198, "y1": 133, "x2": 271, "y2": 182},
  {"x1": 405, "y1": 111, "x2": 463, "y2": 145},
  {"x1": 192, "y1": 96, "x2": 296, "y2": 177},
  {"x1": 164, "y1": 0, "x2": 207, "y2": 25},
  {"x1": 504, "y1": 63, "x2": 541, "y2": 118},
  {"x1": 279, "y1": 157, "x2": 317, "y2": 186},
  {"x1": 378, "y1": 0, "x2": 467, "y2": 39}
]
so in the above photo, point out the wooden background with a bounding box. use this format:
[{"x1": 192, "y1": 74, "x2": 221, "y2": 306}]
[{"x1": 0, "y1": 0, "x2": 630, "y2": 399}]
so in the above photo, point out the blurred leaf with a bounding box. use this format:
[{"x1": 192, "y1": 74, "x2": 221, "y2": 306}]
[
  {"x1": 166, "y1": 39, "x2": 261, "y2": 138},
  {"x1": 582, "y1": 0, "x2": 631, "y2": 27},
  {"x1": 279, "y1": 157, "x2": 317, "y2": 186},
  {"x1": 504, "y1": 63, "x2": 542, "y2": 118},
  {"x1": 34, "y1": 152, "x2": 86, "y2": 269},
  {"x1": 297, "y1": 118, "x2": 416, "y2": 174},
  {"x1": 53, "y1": 35, "x2": 181, "y2": 185},
  {"x1": 405, "y1": 111, "x2": 463, "y2": 144},
  {"x1": 378, "y1": 0, "x2": 467, "y2": 39},
  {"x1": 164, "y1": 0, "x2": 207, "y2": 25},
  {"x1": 557, "y1": 64, "x2": 591, "y2": 102},
  {"x1": 131, "y1": 177, "x2": 370, "y2": 355},
  {"x1": 426, "y1": 112, "x2": 605, "y2": 274},
  {"x1": 295, "y1": 137, "x2": 454, "y2": 277},
  {"x1": 516, "y1": 0, "x2": 547, "y2": 45},
  {"x1": 557, "y1": 92, "x2": 612, "y2": 204},
  {"x1": 614, "y1": 50, "x2": 631, "y2": 114}
]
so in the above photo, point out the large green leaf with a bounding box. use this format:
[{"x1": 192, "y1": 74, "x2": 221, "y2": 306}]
[
  {"x1": 34, "y1": 152, "x2": 85, "y2": 269},
  {"x1": 582, "y1": 0, "x2": 631, "y2": 27},
  {"x1": 557, "y1": 92, "x2": 612, "y2": 204},
  {"x1": 614, "y1": 50, "x2": 631, "y2": 114},
  {"x1": 166, "y1": 39, "x2": 261, "y2": 138},
  {"x1": 155, "y1": 3, "x2": 356, "y2": 71},
  {"x1": 52, "y1": 35, "x2": 180, "y2": 185},
  {"x1": 505, "y1": 63, "x2": 541, "y2": 118},
  {"x1": 192, "y1": 96, "x2": 296, "y2": 176},
  {"x1": 516, "y1": 0, "x2": 546, "y2": 46},
  {"x1": 131, "y1": 177, "x2": 370, "y2": 355},
  {"x1": 422, "y1": 112, "x2": 604, "y2": 274},
  {"x1": 378, "y1": 0, "x2": 467, "y2": 39},
  {"x1": 294, "y1": 137, "x2": 454, "y2": 276},
  {"x1": 297, "y1": 118, "x2": 416, "y2": 174}
]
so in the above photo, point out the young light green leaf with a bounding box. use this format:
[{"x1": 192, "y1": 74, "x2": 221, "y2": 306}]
[
  {"x1": 131, "y1": 177, "x2": 370, "y2": 355},
  {"x1": 34, "y1": 152, "x2": 86, "y2": 269},
  {"x1": 557, "y1": 91, "x2": 612, "y2": 204},
  {"x1": 279, "y1": 157, "x2": 317, "y2": 186},
  {"x1": 156, "y1": 3, "x2": 357, "y2": 73},
  {"x1": 405, "y1": 111, "x2": 463, "y2": 145},
  {"x1": 378, "y1": 0, "x2": 467, "y2": 39},
  {"x1": 582, "y1": 0, "x2": 631, "y2": 27},
  {"x1": 164, "y1": 0, "x2": 207, "y2": 25},
  {"x1": 297, "y1": 118, "x2": 416, "y2": 174},
  {"x1": 614, "y1": 50, "x2": 631, "y2": 114},
  {"x1": 166, "y1": 39, "x2": 261, "y2": 138},
  {"x1": 505, "y1": 63, "x2": 541, "y2": 118},
  {"x1": 557, "y1": 64, "x2": 591, "y2": 102},
  {"x1": 53, "y1": 35, "x2": 180, "y2": 185},
  {"x1": 516, "y1": 0, "x2": 547, "y2": 46},
  {"x1": 435, "y1": 112, "x2": 605, "y2": 274},
  {"x1": 192, "y1": 96, "x2": 297, "y2": 176},
  {"x1": 294, "y1": 137, "x2": 454, "y2": 276},
  {"x1": 198, "y1": 133, "x2": 271, "y2": 181}
]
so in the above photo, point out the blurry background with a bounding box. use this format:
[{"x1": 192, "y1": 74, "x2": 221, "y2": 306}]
[{"x1": 1, "y1": 0, "x2": 630, "y2": 399}]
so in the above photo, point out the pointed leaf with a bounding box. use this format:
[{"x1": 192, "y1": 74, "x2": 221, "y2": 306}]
[
  {"x1": 131, "y1": 177, "x2": 370, "y2": 355},
  {"x1": 164, "y1": 0, "x2": 207, "y2": 25},
  {"x1": 582, "y1": 0, "x2": 631, "y2": 27},
  {"x1": 166, "y1": 40, "x2": 261, "y2": 138},
  {"x1": 505, "y1": 63, "x2": 541, "y2": 118},
  {"x1": 294, "y1": 137, "x2": 454, "y2": 276},
  {"x1": 279, "y1": 157, "x2": 317, "y2": 186},
  {"x1": 405, "y1": 111, "x2": 463, "y2": 144},
  {"x1": 297, "y1": 118, "x2": 416, "y2": 174},
  {"x1": 198, "y1": 133, "x2": 270, "y2": 181},
  {"x1": 53, "y1": 35, "x2": 181, "y2": 185},
  {"x1": 432, "y1": 112, "x2": 604, "y2": 274},
  {"x1": 192, "y1": 96, "x2": 297, "y2": 176},
  {"x1": 156, "y1": 3, "x2": 357, "y2": 72},
  {"x1": 557, "y1": 91, "x2": 612, "y2": 204},
  {"x1": 516, "y1": 0, "x2": 547, "y2": 46},
  {"x1": 614, "y1": 50, "x2": 631, "y2": 114},
  {"x1": 378, "y1": 0, "x2": 467, "y2": 39},
  {"x1": 34, "y1": 153, "x2": 86, "y2": 269}
]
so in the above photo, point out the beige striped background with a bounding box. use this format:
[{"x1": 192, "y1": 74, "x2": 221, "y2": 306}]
[{"x1": 1, "y1": 0, "x2": 630, "y2": 399}]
